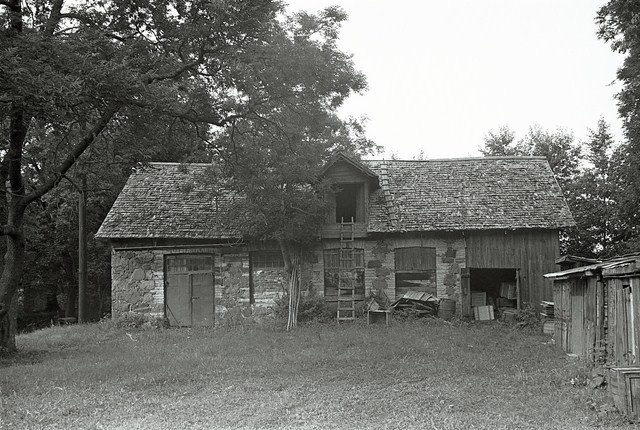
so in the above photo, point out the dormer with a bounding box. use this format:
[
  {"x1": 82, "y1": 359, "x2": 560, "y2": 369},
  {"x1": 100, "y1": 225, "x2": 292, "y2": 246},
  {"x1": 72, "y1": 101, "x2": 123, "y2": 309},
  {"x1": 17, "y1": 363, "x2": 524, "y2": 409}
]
[{"x1": 320, "y1": 153, "x2": 379, "y2": 238}]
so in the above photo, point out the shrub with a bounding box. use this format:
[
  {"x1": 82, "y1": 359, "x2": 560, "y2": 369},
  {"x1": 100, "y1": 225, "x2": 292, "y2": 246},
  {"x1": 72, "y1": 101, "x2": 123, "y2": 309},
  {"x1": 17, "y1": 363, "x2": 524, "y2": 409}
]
[
  {"x1": 274, "y1": 293, "x2": 334, "y2": 323},
  {"x1": 511, "y1": 305, "x2": 542, "y2": 331},
  {"x1": 114, "y1": 312, "x2": 166, "y2": 329}
]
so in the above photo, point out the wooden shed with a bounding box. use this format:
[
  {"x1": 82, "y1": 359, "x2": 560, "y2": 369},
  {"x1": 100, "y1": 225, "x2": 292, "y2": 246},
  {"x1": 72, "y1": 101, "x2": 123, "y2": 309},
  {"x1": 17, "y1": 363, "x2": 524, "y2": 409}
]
[{"x1": 545, "y1": 255, "x2": 640, "y2": 365}]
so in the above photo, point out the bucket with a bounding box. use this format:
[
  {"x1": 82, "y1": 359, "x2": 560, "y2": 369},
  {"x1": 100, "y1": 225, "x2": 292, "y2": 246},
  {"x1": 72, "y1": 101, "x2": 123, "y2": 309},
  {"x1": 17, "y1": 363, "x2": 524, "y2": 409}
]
[{"x1": 439, "y1": 299, "x2": 456, "y2": 319}]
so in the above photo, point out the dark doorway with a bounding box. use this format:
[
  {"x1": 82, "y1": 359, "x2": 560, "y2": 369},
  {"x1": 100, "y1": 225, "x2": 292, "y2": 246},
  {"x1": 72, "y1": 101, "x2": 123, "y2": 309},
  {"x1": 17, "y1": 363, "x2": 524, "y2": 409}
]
[
  {"x1": 469, "y1": 268, "x2": 518, "y2": 309},
  {"x1": 335, "y1": 184, "x2": 360, "y2": 223}
]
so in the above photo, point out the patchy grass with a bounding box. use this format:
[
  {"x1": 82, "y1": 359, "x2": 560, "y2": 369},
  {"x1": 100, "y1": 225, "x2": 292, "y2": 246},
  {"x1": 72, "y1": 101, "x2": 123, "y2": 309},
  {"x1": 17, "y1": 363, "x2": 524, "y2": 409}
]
[{"x1": 0, "y1": 319, "x2": 632, "y2": 429}]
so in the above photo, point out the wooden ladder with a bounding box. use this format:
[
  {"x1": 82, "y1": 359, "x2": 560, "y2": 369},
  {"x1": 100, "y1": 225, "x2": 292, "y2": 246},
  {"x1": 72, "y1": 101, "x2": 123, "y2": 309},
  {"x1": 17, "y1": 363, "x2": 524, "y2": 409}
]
[{"x1": 337, "y1": 218, "x2": 357, "y2": 322}]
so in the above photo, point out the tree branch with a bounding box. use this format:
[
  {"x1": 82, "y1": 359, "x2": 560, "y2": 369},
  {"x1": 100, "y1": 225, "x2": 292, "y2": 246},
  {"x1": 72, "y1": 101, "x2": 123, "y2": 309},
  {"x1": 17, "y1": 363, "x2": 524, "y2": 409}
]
[
  {"x1": 44, "y1": 0, "x2": 64, "y2": 37},
  {"x1": 23, "y1": 105, "x2": 119, "y2": 206},
  {"x1": 0, "y1": 224, "x2": 20, "y2": 238}
]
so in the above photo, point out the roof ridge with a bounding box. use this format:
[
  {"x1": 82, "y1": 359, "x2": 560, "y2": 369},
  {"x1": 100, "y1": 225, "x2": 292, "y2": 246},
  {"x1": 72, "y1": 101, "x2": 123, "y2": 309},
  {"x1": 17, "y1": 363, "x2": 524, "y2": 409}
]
[
  {"x1": 377, "y1": 160, "x2": 398, "y2": 229},
  {"x1": 365, "y1": 156, "x2": 548, "y2": 162},
  {"x1": 147, "y1": 162, "x2": 212, "y2": 167}
]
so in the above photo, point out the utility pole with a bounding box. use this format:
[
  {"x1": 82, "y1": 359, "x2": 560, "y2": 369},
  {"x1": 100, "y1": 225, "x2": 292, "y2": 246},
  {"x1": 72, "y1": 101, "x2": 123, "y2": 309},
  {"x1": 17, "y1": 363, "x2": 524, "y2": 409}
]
[{"x1": 78, "y1": 173, "x2": 87, "y2": 323}]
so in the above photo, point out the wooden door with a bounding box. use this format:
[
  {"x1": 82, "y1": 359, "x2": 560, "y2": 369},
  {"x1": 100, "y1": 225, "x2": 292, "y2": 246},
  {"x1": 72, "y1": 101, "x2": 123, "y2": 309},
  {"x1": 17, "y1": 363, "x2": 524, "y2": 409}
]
[
  {"x1": 166, "y1": 273, "x2": 191, "y2": 326},
  {"x1": 165, "y1": 255, "x2": 214, "y2": 327},
  {"x1": 191, "y1": 272, "x2": 214, "y2": 326}
]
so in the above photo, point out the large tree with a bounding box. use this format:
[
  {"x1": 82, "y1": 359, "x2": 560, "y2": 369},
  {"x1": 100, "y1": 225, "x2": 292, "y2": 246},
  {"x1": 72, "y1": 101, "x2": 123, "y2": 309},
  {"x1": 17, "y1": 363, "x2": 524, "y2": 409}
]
[
  {"x1": 597, "y1": 1, "x2": 640, "y2": 251},
  {"x1": 0, "y1": 0, "x2": 366, "y2": 351},
  {"x1": 208, "y1": 8, "x2": 375, "y2": 330}
]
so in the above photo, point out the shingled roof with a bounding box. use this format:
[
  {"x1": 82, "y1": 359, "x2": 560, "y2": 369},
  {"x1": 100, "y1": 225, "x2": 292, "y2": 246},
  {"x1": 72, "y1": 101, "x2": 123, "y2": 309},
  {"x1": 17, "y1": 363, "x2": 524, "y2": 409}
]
[
  {"x1": 96, "y1": 163, "x2": 238, "y2": 240},
  {"x1": 96, "y1": 156, "x2": 575, "y2": 240},
  {"x1": 365, "y1": 156, "x2": 575, "y2": 232}
]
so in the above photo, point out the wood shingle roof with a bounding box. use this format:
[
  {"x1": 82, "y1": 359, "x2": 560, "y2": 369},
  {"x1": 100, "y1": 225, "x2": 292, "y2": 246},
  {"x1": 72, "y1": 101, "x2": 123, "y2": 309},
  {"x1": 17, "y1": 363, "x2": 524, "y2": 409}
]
[
  {"x1": 96, "y1": 156, "x2": 575, "y2": 240},
  {"x1": 365, "y1": 156, "x2": 575, "y2": 233}
]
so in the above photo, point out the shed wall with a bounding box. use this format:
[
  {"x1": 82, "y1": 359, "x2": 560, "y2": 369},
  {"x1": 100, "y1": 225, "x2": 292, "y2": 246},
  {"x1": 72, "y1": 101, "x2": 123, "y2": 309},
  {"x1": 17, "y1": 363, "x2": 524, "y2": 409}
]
[
  {"x1": 466, "y1": 229, "x2": 560, "y2": 306},
  {"x1": 607, "y1": 276, "x2": 640, "y2": 366}
]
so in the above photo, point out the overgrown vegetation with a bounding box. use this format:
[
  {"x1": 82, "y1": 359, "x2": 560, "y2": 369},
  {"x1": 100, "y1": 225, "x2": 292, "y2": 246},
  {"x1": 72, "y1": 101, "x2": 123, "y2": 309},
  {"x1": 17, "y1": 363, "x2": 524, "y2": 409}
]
[{"x1": 1, "y1": 321, "x2": 633, "y2": 429}]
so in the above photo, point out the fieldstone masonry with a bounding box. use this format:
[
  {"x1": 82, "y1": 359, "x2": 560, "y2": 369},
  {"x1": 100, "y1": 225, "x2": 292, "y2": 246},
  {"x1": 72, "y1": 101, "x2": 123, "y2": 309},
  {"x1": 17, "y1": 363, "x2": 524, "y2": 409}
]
[{"x1": 111, "y1": 234, "x2": 467, "y2": 323}]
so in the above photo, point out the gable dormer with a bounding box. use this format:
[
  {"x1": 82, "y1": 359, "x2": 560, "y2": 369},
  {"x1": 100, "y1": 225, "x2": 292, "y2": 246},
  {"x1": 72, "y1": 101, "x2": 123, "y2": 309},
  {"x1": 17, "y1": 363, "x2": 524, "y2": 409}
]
[{"x1": 320, "y1": 153, "x2": 379, "y2": 237}]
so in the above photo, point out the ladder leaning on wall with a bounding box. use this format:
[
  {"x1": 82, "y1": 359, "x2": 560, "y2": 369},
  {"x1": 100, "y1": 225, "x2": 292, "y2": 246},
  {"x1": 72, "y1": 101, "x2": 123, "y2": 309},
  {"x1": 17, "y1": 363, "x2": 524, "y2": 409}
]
[{"x1": 337, "y1": 217, "x2": 357, "y2": 322}]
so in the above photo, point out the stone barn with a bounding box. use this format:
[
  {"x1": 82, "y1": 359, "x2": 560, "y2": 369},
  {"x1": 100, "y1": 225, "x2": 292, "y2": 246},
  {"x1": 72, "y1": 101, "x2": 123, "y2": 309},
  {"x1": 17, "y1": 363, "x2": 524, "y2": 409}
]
[{"x1": 96, "y1": 154, "x2": 574, "y2": 325}]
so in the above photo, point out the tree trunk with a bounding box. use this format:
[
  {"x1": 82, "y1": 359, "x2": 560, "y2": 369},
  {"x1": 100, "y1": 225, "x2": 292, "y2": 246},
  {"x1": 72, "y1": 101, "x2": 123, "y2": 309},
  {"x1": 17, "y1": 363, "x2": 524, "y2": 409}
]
[
  {"x1": 287, "y1": 248, "x2": 302, "y2": 331},
  {"x1": 0, "y1": 216, "x2": 26, "y2": 353},
  {"x1": 279, "y1": 239, "x2": 303, "y2": 331}
]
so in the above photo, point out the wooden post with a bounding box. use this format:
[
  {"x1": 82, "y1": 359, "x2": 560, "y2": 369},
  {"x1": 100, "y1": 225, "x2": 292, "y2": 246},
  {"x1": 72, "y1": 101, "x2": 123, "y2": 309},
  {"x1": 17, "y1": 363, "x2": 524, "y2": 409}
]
[
  {"x1": 78, "y1": 174, "x2": 87, "y2": 323},
  {"x1": 516, "y1": 269, "x2": 521, "y2": 310},
  {"x1": 460, "y1": 268, "x2": 471, "y2": 317}
]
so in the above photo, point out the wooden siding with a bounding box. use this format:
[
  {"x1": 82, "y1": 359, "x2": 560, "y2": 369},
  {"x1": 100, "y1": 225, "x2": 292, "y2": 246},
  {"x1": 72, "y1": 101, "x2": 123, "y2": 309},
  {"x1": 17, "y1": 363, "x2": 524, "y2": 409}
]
[
  {"x1": 323, "y1": 161, "x2": 371, "y2": 226},
  {"x1": 553, "y1": 277, "x2": 601, "y2": 360},
  {"x1": 321, "y1": 223, "x2": 367, "y2": 239},
  {"x1": 466, "y1": 229, "x2": 560, "y2": 306},
  {"x1": 607, "y1": 276, "x2": 640, "y2": 366}
]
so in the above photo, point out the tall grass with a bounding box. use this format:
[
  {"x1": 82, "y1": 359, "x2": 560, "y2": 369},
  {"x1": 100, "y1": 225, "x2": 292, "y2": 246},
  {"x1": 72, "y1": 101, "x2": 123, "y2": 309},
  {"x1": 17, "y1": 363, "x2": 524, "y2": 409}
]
[{"x1": 0, "y1": 319, "x2": 631, "y2": 429}]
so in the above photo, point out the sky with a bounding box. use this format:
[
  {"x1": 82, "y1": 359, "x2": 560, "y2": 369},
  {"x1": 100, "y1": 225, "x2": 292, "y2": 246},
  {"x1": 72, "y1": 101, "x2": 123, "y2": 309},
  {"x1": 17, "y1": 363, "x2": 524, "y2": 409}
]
[{"x1": 285, "y1": 0, "x2": 624, "y2": 159}]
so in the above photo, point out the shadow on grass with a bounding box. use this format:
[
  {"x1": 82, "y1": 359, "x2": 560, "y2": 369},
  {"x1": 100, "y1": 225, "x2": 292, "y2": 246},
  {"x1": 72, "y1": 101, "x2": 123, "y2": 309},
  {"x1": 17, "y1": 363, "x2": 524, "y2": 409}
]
[{"x1": 0, "y1": 349, "x2": 61, "y2": 368}]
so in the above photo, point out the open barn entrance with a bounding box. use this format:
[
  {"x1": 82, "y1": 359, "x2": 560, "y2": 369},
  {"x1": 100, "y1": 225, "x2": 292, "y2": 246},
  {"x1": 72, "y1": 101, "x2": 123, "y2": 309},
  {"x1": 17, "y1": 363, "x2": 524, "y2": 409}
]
[{"x1": 469, "y1": 268, "x2": 518, "y2": 314}]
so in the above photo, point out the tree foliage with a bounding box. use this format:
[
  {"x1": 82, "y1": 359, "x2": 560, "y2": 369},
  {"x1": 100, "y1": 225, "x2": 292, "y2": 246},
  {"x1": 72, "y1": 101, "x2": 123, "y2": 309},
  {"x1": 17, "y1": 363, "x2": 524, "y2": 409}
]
[
  {"x1": 0, "y1": 0, "x2": 371, "y2": 350},
  {"x1": 597, "y1": 1, "x2": 640, "y2": 251},
  {"x1": 205, "y1": 9, "x2": 376, "y2": 329}
]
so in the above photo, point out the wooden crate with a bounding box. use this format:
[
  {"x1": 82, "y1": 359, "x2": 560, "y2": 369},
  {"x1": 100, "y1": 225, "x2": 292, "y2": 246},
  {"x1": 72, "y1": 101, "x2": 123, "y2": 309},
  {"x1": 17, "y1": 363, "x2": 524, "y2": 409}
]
[
  {"x1": 542, "y1": 319, "x2": 554, "y2": 335},
  {"x1": 609, "y1": 366, "x2": 640, "y2": 420},
  {"x1": 367, "y1": 310, "x2": 392, "y2": 325},
  {"x1": 474, "y1": 305, "x2": 494, "y2": 321},
  {"x1": 471, "y1": 291, "x2": 486, "y2": 307}
]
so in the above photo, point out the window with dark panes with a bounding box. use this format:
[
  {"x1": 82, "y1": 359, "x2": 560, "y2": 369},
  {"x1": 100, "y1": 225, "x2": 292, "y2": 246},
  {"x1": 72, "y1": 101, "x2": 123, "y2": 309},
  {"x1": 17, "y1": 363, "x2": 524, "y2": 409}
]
[
  {"x1": 166, "y1": 255, "x2": 213, "y2": 273},
  {"x1": 395, "y1": 247, "x2": 437, "y2": 296},
  {"x1": 323, "y1": 248, "x2": 365, "y2": 300},
  {"x1": 252, "y1": 251, "x2": 285, "y2": 269}
]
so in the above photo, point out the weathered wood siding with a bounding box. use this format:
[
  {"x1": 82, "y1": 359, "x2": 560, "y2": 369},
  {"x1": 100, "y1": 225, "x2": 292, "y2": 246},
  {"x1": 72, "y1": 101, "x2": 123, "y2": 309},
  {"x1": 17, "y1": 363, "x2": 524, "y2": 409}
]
[
  {"x1": 607, "y1": 276, "x2": 640, "y2": 366},
  {"x1": 466, "y1": 229, "x2": 560, "y2": 306},
  {"x1": 553, "y1": 277, "x2": 601, "y2": 361}
]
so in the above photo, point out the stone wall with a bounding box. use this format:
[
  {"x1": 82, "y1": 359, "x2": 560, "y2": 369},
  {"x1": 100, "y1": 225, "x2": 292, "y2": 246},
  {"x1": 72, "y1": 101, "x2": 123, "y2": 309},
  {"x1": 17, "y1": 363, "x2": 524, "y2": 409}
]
[
  {"x1": 306, "y1": 233, "x2": 466, "y2": 310},
  {"x1": 111, "y1": 245, "x2": 317, "y2": 324},
  {"x1": 110, "y1": 233, "x2": 467, "y2": 322}
]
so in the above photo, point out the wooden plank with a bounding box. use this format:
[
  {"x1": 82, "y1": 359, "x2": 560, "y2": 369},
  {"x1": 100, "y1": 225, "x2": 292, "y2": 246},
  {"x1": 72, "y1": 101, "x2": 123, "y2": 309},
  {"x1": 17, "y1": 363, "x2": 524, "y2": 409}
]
[
  {"x1": 395, "y1": 247, "x2": 436, "y2": 271},
  {"x1": 516, "y1": 269, "x2": 521, "y2": 310},
  {"x1": 622, "y1": 286, "x2": 631, "y2": 364},
  {"x1": 608, "y1": 280, "x2": 617, "y2": 364},
  {"x1": 596, "y1": 278, "x2": 605, "y2": 357},
  {"x1": 553, "y1": 281, "x2": 562, "y2": 345},
  {"x1": 634, "y1": 278, "x2": 640, "y2": 364},
  {"x1": 571, "y1": 282, "x2": 585, "y2": 357},
  {"x1": 562, "y1": 280, "x2": 571, "y2": 352},
  {"x1": 461, "y1": 268, "x2": 471, "y2": 317}
]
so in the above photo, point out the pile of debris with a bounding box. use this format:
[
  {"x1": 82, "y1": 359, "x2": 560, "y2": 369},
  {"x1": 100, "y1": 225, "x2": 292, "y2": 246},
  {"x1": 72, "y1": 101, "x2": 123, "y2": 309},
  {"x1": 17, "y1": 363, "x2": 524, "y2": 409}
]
[
  {"x1": 367, "y1": 290, "x2": 441, "y2": 318},
  {"x1": 390, "y1": 291, "x2": 440, "y2": 317}
]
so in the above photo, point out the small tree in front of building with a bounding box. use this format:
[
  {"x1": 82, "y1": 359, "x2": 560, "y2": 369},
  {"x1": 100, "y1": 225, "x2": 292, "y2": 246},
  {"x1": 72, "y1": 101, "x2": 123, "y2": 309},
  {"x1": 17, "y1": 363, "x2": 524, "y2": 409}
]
[{"x1": 208, "y1": 8, "x2": 377, "y2": 329}]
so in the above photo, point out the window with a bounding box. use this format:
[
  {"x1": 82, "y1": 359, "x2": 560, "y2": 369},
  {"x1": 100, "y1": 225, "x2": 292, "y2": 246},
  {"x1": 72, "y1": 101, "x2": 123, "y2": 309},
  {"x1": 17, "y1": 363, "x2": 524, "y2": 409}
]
[
  {"x1": 335, "y1": 183, "x2": 361, "y2": 223},
  {"x1": 323, "y1": 248, "x2": 365, "y2": 300},
  {"x1": 395, "y1": 247, "x2": 436, "y2": 296},
  {"x1": 166, "y1": 255, "x2": 213, "y2": 273},
  {"x1": 252, "y1": 251, "x2": 285, "y2": 269}
]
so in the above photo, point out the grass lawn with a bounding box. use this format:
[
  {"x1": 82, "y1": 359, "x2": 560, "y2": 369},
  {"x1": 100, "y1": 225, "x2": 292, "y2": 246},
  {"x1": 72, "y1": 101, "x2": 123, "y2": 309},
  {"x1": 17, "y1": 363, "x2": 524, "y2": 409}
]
[{"x1": 0, "y1": 318, "x2": 632, "y2": 429}]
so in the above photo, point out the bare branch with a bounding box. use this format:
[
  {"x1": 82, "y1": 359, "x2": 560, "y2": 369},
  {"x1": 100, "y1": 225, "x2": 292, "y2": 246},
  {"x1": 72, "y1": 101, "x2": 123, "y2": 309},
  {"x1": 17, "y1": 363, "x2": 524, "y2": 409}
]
[
  {"x1": 0, "y1": 224, "x2": 20, "y2": 238},
  {"x1": 24, "y1": 105, "x2": 120, "y2": 206},
  {"x1": 44, "y1": 0, "x2": 65, "y2": 37}
]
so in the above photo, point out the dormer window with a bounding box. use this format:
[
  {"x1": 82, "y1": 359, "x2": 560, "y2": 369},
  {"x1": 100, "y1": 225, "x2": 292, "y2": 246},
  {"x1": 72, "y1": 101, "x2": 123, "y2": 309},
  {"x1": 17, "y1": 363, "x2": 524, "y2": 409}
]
[{"x1": 335, "y1": 183, "x2": 361, "y2": 223}]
